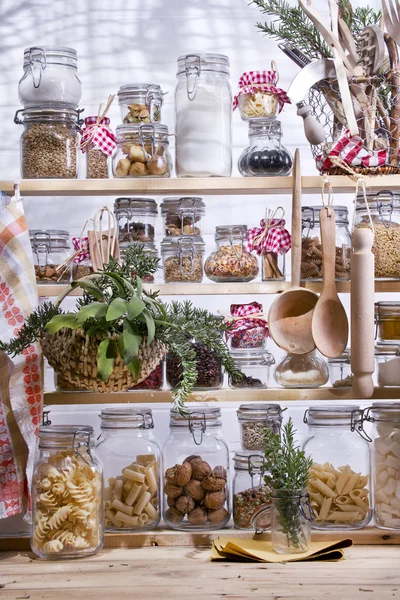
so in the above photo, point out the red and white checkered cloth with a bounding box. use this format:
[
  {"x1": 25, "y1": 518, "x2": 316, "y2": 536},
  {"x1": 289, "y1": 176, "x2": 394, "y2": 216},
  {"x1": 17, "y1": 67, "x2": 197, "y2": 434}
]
[
  {"x1": 233, "y1": 71, "x2": 291, "y2": 113},
  {"x1": 72, "y1": 236, "x2": 91, "y2": 265},
  {"x1": 316, "y1": 129, "x2": 389, "y2": 171},
  {"x1": 227, "y1": 302, "x2": 269, "y2": 335},
  {"x1": 80, "y1": 116, "x2": 117, "y2": 156},
  {"x1": 247, "y1": 218, "x2": 291, "y2": 256}
]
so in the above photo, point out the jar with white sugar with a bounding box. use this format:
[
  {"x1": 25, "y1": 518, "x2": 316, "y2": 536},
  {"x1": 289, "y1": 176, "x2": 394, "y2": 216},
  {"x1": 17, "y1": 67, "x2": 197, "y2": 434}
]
[
  {"x1": 175, "y1": 54, "x2": 232, "y2": 177},
  {"x1": 375, "y1": 344, "x2": 400, "y2": 387}
]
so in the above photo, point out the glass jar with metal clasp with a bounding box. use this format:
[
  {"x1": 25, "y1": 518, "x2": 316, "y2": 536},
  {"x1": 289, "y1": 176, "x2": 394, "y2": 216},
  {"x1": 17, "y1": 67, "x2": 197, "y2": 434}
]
[
  {"x1": 113, "y1": 123, "x2": 171, "y2": 178},
  {"x1": 161, "y1": 236, "x2": 205, "y2": 282},
  {"x1": 117, "y1": 84, "x2": 165, "y2": 124},
  {"x1": 30, "y1": 229, "x2": 71, "y2": 284},
  {"x1": 233, "y1": 452, "x2": 270, "y2": 530},
  {"x1": 160, "y1": 196, "x2": 206, "y2": 237},
  {"x1": 205, "y1": 225, "x2": 259, "y2": 283}
]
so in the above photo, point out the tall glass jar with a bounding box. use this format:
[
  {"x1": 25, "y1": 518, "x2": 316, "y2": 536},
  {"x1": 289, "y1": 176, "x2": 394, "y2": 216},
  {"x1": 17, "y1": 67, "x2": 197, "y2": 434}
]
[
  {"x1": 117, "y1": 84, "x2": 165, "y2": 123},
  {"x1": 238, "y1": 119, "x2": 293, "y2": 177},
  {"x1": 30, "y1": 230, "x2": 71, "y2": 284},
  {"x1": 114, "y1": 197, "x2": 157, "y2": 243},
  {"x1": 236, "y1": 403, "x2": 283, "y2": 452},
  {"x1": 375, "y1": 302, "x2": 400, "y2": 343},
  {"x1": 301, "y1": 205, "x2": 351, "y2": 280},
  {"x1": 31, "y1": 425, "x2": 103, "y2": 559},
  {"x1": 303, "y1": 406, "x2": 372, "y2": 530},
  {"x1": 205, "y1": 225, "x2": 258, "y2": 283},
  {"x1": 162, "y1": 407, "x2": 230, "y2": 530},
  {"x1": 160, "y1": 197, "x2": 206, "y2": 237},
  {"x1": 113, "y1": 124, "x2": 171, "y2": 178},
  {"x1": 233, "y1": 452, "x2": 270, "y2": 530},
  {"x1": 229, "y1": 350, "x2": 275, "y2": 390},
  {"x1": 161, "y1": 236, "x2": 205, "y2": 282},
  {"x1": 175, "y1": 54, "x2": 232, "y2": 177},
  {"x1": 96, "y1": 408, "x2": 161, "y2": 532}
]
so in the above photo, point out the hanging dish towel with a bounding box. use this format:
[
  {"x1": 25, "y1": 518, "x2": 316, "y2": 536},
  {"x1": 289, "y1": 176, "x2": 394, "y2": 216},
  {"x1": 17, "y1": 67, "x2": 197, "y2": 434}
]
[{"x1": 0, "y1": 187, "x2": 42, "y2": 520}]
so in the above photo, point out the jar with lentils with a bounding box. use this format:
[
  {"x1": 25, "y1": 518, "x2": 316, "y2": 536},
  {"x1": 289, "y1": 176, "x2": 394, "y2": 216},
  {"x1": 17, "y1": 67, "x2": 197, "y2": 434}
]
[
  {"x1": 205, "y1": 225, "x2": 259, "y2": 283},
  {"x1": 161, "y1": 237, "x2": 205, "y2": 283},
  {"x1": 237, "y1": 403, "x2": 283, "y2": 452}
]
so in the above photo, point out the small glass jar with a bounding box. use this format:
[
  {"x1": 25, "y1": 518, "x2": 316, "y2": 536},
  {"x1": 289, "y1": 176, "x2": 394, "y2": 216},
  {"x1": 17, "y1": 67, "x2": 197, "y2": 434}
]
[
  {"x1": 355, "y1": 190, "x2": 400, "y2": 279},
  {"x1": 328, "y1": 349, "x2": 353, "y2": 388},
  {"x1": 160, "y1": 197, "x2": 205, "y2": 237},
  {"x1": 375, "y1": 302, "x2": 400, "y2": 343},
  {"x1": 120, "y1": 241, "x2": 160, "y2": 283},
  {"x1": 161, "y1": 236, "x2": 205, "y2": 283},
  {"x1": 233, "y1": 452, "x2": 270, "y2": 530},
  {"x1": 72, "y1": 258, "x2": 93, "y2": 280},
  {"x1": 32, "y1": 425, "x2": 103, "y2": 559},
  {"x1": 175, "y1": 53, "x2": 232, "y2": 177},
  {"x1": 162, "y1": 407, "x2": 230, "y2": 530},
  {"x1": 15, "y1": 107, "x2": 80, "y2": 179},
  {"x1": 301, "y1": 205, "x2": 351, "y2": 281},
  {"x1": 113, "y1": 124, "x2": 171, "y2": 178},
  {"x1": 238, "y1": 119, "x2": 293, "y2": 177},
  {"x1": 18, "y1": 46, "x2": 82, "y2": 108},
  {"x1": 205, "y1": 225, "x2": 258, "y2": 283},
  {"x1": 96, "y1": 408, "x2": 161, "y2": 532},
  {"x1": 83, "y1": 117, "x2": 112, "y2": 179},
  {"x1": 117, "y1": 84, "x2": 164, "y2": 124},
  {"x1": 166, "y1": 342, "x2": 223, "y2": 390},
  {"x1": 238, "y1": 90, "x2": 280, "y2": 121},
  {"x1": 274, "y1": 351, "x2": 329, "y2": 388},
  {"x1": 227, "y1": 302, "x2": 268, "y2": 350},
  {"x1": 30, "y1": 230, "x2": 71, "y2": 284},
  {"x1": 262, "y1": 251, "x2": 286, "y2": 281},
  {"x1": 303, "y1": 405, "x2": 372, "y2": 530},
  {"x1": 269, "y1": 489, "x2": 312, "y2": 554},
  {"x1": 114, "y1": 197, "x2": 157, "y2": 243},
  {"x1": 229, "y1": 349, "x2": 275, "y2": 389},
  {"x1": 375, "y1": 344, "x2": 400, "y2": 387},
  {"x1": 129, "y1": 362, "x2": 163, "y2": 390},
  {"x1": 236, "y1": 403, "x2": 283, "y2": 452}
]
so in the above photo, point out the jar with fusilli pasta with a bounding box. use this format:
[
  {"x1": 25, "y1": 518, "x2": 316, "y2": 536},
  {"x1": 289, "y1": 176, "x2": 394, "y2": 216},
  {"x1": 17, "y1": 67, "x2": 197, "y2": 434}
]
[{"x1": 31, "y1": 425, "x2": 103, "y2": 560}]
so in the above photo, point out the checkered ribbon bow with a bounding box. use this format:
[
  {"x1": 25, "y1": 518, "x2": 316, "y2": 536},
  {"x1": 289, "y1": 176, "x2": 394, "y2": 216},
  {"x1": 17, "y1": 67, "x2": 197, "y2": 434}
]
[
  {"x1": 80, "y1": 116, "x2": 117, "y2": 156},
  {"x1": 247, "y1": 217, "x2": 291, "y2": 256},
  {"x1": 226, "y1": 302, "x2": 269, "y2": 336},
  {"x1": 72, "y1": 236, "x2": 91, "y2": 264},
  {"x1": 316, "y1": 129, "x2": 388, "y2": 172},
  {"x1": 233, "y1": 71, "x2": 291, "y2": 112}
]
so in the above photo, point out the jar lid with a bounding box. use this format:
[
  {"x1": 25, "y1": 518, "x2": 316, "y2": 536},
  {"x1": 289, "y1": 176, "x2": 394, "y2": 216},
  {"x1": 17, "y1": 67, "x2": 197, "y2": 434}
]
[
  {"x1": 161, "y1": 236, "x2": 206, "y2": 250},
  {"x1": 302, "y1": 205, "x2": 349, "y2": 226},
  {"x1": 233, "y1": 451, "x2": 265, "y2": 471},
  {"x1": 160, "y1": 197, "x2": 206, "y2": 214},
  {"x1": 177, "y1": 53, "x2": 230, "y2": 76},
  {"x1": 116, "y1": 123, "x2": 169, "y2": 140},
  {"x1": 356, "y1": 189, "x2": 400, "y2": 209},
  {"x1": 375, "y1": 343, "x2": 400, "y2": 356},
  {"x1": 16, "y1": 107, "x2": 80, "y2": 123},
  {"x1": 367, "y1": 402, "x2": 400, "y2": 422},
  {"x1": 327, "y1": 348, "x2": 351, "y2": 364},
  {"x1": 231, "y1": 349, "x2": 275, "y2": 366},
  {"x1": 23, "y1": 46, "x2": 78, "y2": 67},
  {"x1": 114, "y1": 197, "x2": 158, "y2": 215},
  {"x1": 237, "y1": 403, "x2": 282, "y2": 420},
  {"x1": 117, "y1": 84, "x2": 164, "y2": 99},
  {"x1": 30, "y1": 229, "x2": 70, "y2": 250},
  {"x1": 215, "y1": 225, "x2": 248, "y2": 240},
  {"x1": 38, "y1": 424, "x2": 94, "y2": 449},
  {"x1": 375, "y1": 301, "x2": 400, "y2": 318},
  {"x1": 169, "y1": 406, "x2": 222, "y2": 428},
  {"x1": 304, "y1": 405, "x2": 361, "y2": 427},
  {"x1": 100, "y1": 407, "x2": 154, "y2": 429}
]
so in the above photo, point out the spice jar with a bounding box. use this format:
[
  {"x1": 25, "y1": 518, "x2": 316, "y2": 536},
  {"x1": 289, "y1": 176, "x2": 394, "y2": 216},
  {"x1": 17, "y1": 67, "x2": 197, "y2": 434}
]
[
  {"x1": 129, "y1": 362, "x2": 163, "y2": 390},
  {"x1": 247, "y1": 210, "x2": 291, "y2": 281},
  {"x1": 18, "y1": 46, "x2": 82, "y2": 108},
  {"x1": 328, "y1": 349, "x2": 353, "y2": 388},
  {"x1": 162, "y1": 407, "x2": 230, "y2": 530},
  {"x1": 166, "y1": 342, "x2": 223, "y2": 390},
  {"x1": 160, "y1": 197, "x2": 205, "y2": 237},
  {"x1": 226, "y1": 302, "x2": 269, "y2": 350},
  {"x1": 205, "y1": 225, "x2": 258, "y2": 283},
  {"x1": 229, "y1": 349, "x2": 275, "y2": 389},
  {"x1": 233, "y1": 69, "x2": 291, "y2": 121},
  {"x1": 274, "y1": 351, "x2": 329, "y2": 388},
  {"x1": 96, "y1": 408, "x2": 161, "y2": 532},
  {"x1": 161, "y1": 237, "x2": 205, "y2": 283},
  {"x1": 303, "y1": 406, "x2": 372, "y2": 530},
  {"x1": 375, "y1": 302, "x2": 400, "y2": 343},
  {"x1": 81, "y1": 116, "x2": 116, "y2": 179},
  {"x1": 175, "y1": 54, "x2": 232, "y2": 177},
  {"x1": 236, "y1": 403, "x2": 283, "y2": 452},
  {"x1": 15, "y1": 107, "x2": 80, "y2": 179},
  {"x1": 375, "y1": 344, "x2": 400, "y2": 387},
  {"x1": 301, "y1": 205, "x2": 351, "y2": 280},
  {"x1": 30, "y1": 230, "x2": 71, "y2": 284},
  {"x1": 113, "y1": 124, "x2": 171, "y2": 178},
  {"x1": 238, "y1": 119, "x2": 293, "y2": 177},
  {"x1": 114, "y1": 197, "x2": 157, "y2": 243},
  {"x1": 117, "y1": 84, "x2": 164, "y2": 124},
  {"x1": 71, "y1": 235, "x2": 93, "y2": 280},
  {"x1": 233, "y1": 452, "x2": 270, "y2": 530},
  {"x1": 32, "y1": 425, "x2": 103, "y2": 559},
  {"x1": 355, "y1": 190, "x2": 400, "y2": 279}
]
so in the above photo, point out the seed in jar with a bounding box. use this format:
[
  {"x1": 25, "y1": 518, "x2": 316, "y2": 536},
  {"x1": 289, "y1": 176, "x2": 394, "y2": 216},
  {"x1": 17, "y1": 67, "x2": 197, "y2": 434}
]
[
  {"x1": 358, "y1": 221, "x2": 400, "y2": 278},
  {"x1": 35, "y1": 265, "x2": 70, "y2": 283},
  {"x1": 164, "y1": 255, "x2": 203, "y2": 283},
  {"x1": 73, "y1": 264, "x2": 93, "y2": 279},
  {"x1": 87, "y1": 148, "x2": 108, "y2": 178},
  {"x1": 241, "y1": 421, "x2": 267, "y2": 451},
  {"x1": 205, "y1": 245, "x2": 258, "y2": 282},
  {"x1": 22, "y1": 122, "x2": 78, "y2": 179},
  {"x1": 233, "y1": 485, "x2": 270, "y2": 529}
]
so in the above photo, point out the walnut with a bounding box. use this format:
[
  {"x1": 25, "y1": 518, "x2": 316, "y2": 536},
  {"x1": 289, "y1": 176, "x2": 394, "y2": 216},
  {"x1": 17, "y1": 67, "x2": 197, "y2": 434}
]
[
  {"x1": 129, "y1": 144, "x2": 147, "y2": 163},
  {"x1": 167, "y1": 496, "x2": 176, "y2": 508},
  {"x1": 184, "y1": 455, "x2": 200, "y2": 464},
  {"x1": 190, "y1": 458, "x2": 211, "y2": 481},
  {"x1": 207, "y1": 508, "x2": 229, "y2": 525},
  {"x1": 202, "y1": 475, "x2": 226, "y2": 492},
  {"x1": 165, "y1": 463, "x2": 192, "y2": 487},
  {"x1": 184, "y1": 479, "x2": 206, "y2": 502},
  {"x1": 175, "y1": 495, "x2": 195, "y2": 515},
  {"x1": 147, "y1": 156, "x2": 167, "y2": 176},
  {"x1": 164, "y1": 483, "x2": 182, "y2": 499},
  {"x1": 204, "y1": 491, "x2": 226, "y2": 510},
  {"x1": 129, "y1": 162, "x2": 148, "y2": 176},
  {"x1": 187, "y1": 507, "x2": 207, "y2": 526},
  {"x1": 165, "y1": 507, "x2": 184, "y2": 524},
  {"x1": 212, "y1": 466, "x2": 227, "y2": 480},
  {"x1": 115, "y1": 158, "x2": 131, "y2": 177}
]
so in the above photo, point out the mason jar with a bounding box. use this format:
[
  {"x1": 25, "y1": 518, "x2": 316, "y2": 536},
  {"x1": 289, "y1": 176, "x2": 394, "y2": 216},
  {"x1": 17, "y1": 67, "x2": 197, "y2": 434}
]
[
  {"x1": 274, "y1": 351, "x2": 329, "y2": 388},
  {"x1": 166, "y1": 342, "x2": 223, "y2": 390},
  {"x1": 328, "y1": 349, "x2": 353, "y2": 388},
  {"x1": 117, "y1": 84, "x2": 165, "y2": 124},
  {"x1": 160, "y1": 197, "x2": 205, "y2": 237},
  {"x1": 238, "y1": 119, "x2": 292, "y2": 177},
  {"x1": 161, "y1": 236, "x2": 205, "y2": 282},
  {"x1": 30, "y1": 230, "x2": 71, "y2": 284},
  {"x1": 229, "y1": 349, "x2": 275, "y2": 390},
  {"x1": 114, "y1": 197, "x2": 158, "y2": 243},
  {"x1": 96, "y1": 408, "x2": 161, "y2": 532},
  {"x1": 375, "y1": 344, "x2": 400, "y2": 387},
  {"x1": 233, "y1": 452, "x2": 270, "y2": 530},
  {"x1": 303, "y1": 406, "x2": 372, "y2": 530},
  {"x1": 205, "y1": 225, "x2": 258, "y2": 283},
  {"x1": 113, "y1": 124, "x2": 171, "y2": 178},
  {"x1": 375, "y1": 302, "x2": 400, "y2": 343},
  {"x1": 301, "y1": 205, "x2": 351, "y2": 280},
  {"x1": 162, "y1": 407, "x2": 230, "y2": 530},
  {"x1": 175, "y1": 53, "x2": 232, "y2": 177},
  {"x1": 31, "y1": 425, "x2": 103, "y2": 560},
  {"x1": 236, "y1": 403, "x2": 283, "y2": 452}
]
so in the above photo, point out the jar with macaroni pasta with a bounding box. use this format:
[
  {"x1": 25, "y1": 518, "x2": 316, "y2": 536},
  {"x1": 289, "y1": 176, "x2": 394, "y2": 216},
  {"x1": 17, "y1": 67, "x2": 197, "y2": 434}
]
[
  {"x1": 96, "y1": 408, "x2": 161, "y2": 532},
  {"x1": 31, "y1": 425, "x2": 103, "y2": 560}
]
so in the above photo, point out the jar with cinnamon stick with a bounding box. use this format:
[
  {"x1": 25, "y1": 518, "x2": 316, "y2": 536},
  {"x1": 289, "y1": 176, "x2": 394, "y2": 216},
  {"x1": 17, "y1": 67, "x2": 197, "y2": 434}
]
[{"x1": 247, "y1": 208, "x2": 291, "y2": 281}]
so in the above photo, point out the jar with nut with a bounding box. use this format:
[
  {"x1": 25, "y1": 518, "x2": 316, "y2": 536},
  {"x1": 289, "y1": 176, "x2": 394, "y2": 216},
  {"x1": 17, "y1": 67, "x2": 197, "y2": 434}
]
[
  {"x1": 205, "y1": 225, "x2": 259, "y2": 283},
  {"x1": 161, "y1": 237, "x2": 205, "y2": 283},
  {"x1": 236, "y1": 403, "x2": 283, "y2": 452},
  {"x1": 166, "y1": 342, "x2": 223, "y2": 390},
  {"x1": 114, "y1": 197, "x2": 158, "y2": 244},
  {"x1": 160, "y1": 197, "x2": 205, "y2": 237},
  {"x1": 113, "y1": 124, "x2": 171, "y2": 178},
  {"x1": 117, "y1": 84, "x2": 164, "y2": 124},
  {"x1": 233, "y1": 452, "x2": 270, "y2": 530},
  {"x1": 162, "y1": 407, "x2": 230, "y2": 530},
  {"x1": 30, "y1": 230, "x2": 71, "y2": 284}
]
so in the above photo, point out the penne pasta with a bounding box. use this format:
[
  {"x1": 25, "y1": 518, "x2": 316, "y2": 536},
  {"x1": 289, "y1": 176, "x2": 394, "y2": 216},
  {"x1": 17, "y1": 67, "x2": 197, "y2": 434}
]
[
  {"x1": 325, "y1": 511, "x2": 361, "y2": 522},
  {"x1": 111, "y1": 498, "x2": 134, "y2": 516},
  {"x1": 341, "y1": 473, "x2": 360, "y2": 496},
  {"x1": 311, "y1": 478, "x2": 337, "y2": 498},
  {"x1": 317, "y1": 497, "x2": 332, "y2": 521},
  {"x1": 122, "y1": 468, "x2": 145, "y2": 483},
  {"x1": 115, "y1": 511, "x2": 139, "y2": 526},
  {"x1": 335, "y1": 467, "x2": 352, "y2": 495}
]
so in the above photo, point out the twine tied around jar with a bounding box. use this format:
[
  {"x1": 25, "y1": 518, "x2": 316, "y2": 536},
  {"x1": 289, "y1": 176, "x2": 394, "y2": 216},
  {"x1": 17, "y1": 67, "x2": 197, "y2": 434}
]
[
  {"x1": 247, "y1": 207, "x2": 291, "y2": 255},
  {"x1": 233, "y1": 62, "x2": 291, "y2": 115},
  {"x1": 80, "y1": 95, "x2": 117, "y2": 156},
  {"x1": 219, "y1": 302, "x2": 269, "y2": 339}
]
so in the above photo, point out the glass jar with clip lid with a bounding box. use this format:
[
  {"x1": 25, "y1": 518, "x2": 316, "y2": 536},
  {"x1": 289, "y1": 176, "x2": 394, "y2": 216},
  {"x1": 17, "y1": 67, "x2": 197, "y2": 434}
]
[
  {"x1": 233, "y1": 452, "x2": 270, "y2": 530},
  {"x1": 113, "y1": 123, "x2": 171, "y2": 178}
]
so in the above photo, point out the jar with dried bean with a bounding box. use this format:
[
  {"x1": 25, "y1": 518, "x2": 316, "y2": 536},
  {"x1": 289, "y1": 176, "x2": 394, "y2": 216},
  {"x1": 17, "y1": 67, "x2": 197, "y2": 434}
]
[
  {"x1": 233, "y1": 452, "x2": 270, "y2": 530},
  {"x1": 30, "y1": 230, "x2": 71, "y2": 284},
  {"x1": 229, "y1": 349, "x2": 275, "y2": 389},
  {"x1": 113, "y1": 124, "x2": 171, "y2": 178},
  {"x1": 129, "y1": 363, "x2": 163, "y2": 390},
  {"x1": 114, "y1": 197, "x2": 157, "y2": 243},
  {"x1": 160, "y1": 196, "x2": 205, "y2": 237},
  {"x1": 237, "y1": 403, "x2": 283, "y2": 451},
  {"x1": 117, "y1": 84, "x2": 164, "y2": 124},
  {"x1": 166, "y1": 342, "x2": 223, "y2": 390},
  {"x1": 161, "y1": 236, "x2": 205, "y2": 283},
  {"x1": 205, "y1": 225, "x2": 258, "y2": 283}
]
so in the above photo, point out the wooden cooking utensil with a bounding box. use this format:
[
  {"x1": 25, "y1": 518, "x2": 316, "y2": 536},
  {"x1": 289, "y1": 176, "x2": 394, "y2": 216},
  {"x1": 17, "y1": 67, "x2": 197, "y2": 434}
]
[{"x1": 384, "y1": 33, "x2": 400, "y2": 165}]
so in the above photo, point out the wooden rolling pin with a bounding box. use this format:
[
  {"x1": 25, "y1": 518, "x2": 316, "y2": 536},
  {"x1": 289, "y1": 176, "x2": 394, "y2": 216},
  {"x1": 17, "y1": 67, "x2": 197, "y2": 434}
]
[{"x1": 351, "y1": 228, "x2": 375, "y2": 398}]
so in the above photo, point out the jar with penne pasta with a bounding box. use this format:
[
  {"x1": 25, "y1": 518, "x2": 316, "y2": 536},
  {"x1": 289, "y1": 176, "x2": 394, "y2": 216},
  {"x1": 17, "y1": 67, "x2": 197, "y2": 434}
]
[
  {"x1": 302, "y1": 406, "x2": 372, "y2": 530},
  {"x1": 96, "y1": 408, "x2": 161, "y2": 532}
]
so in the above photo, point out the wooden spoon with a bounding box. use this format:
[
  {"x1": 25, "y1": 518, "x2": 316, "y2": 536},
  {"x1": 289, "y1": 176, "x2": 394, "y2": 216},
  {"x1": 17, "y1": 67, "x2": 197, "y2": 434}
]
[{"x1": 311, "y1": 206, "x2": 348, "y2": 358}]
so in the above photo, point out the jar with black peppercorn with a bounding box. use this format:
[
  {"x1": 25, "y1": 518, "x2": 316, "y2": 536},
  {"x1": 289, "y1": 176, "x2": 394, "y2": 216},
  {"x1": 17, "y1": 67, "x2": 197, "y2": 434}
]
[
  {"x1": 166, "y1": 342, "x2": 223, "y2": 390},
  {"x1": 205, "y1": 225, "x2": 258, "y2": 283},
  {"x1": 237, "y1": 403, "x2": 283, "y2": 452},
  {"x1": 229, "y1": 349, "x2": 275, "y2": 389},
  {"x1": 114, "y1": 197, "x2": 157, "y2": 243},
  {"x1": 233, "y1": 452, "x2": 270, "y2": 530},
  {"x1": 238, "y1": 119, "x2": 292, "y2": 177}
]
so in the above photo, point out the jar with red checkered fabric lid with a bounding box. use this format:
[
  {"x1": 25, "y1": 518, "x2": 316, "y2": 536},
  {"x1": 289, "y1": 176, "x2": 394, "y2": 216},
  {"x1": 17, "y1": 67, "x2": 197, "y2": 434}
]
[
  {"x1": 247, "y1": 208, "x2": 291, "y2": 281},
  {"x1": 233, "y1": 68, "x2": 291, "y2": 121},
  {"x1": 81, "y1": 115, "x2": 116, "y2": 178}
]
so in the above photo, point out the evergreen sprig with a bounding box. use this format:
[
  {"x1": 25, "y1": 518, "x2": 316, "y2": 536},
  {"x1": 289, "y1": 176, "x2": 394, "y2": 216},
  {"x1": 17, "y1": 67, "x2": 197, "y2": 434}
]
[
  {"x1": 338, "y1": 0, "x2": 381, "y2": 40},
  {"x1": 0, "y1": 302, "x2": 61, "y2": 356}
]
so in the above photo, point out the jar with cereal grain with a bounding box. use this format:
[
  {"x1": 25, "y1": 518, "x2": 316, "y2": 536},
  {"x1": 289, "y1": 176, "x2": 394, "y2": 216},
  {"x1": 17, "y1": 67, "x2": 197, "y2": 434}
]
[
  {"x1": 375, "y1": 302, "x2": 400, "y2": 343},
  {"x1": 236, "y1": 403, "x2": 283, "y2": 452},
  {"x1": 71, "y1": 235, "x2": 93, "y2": 280},
  {"x1": 113, "y1": 124, "x2": 171, "y2": 178},
  {"x1": 233, "y1": 452, "x2": 270, "y2": 530},
  {"x1": 81, "y1": 116, "x2": 116, "y2": 179},
  {"x1": 205, "y1": 225, "x2": 258, "y2": 283},
  {"x1": 30, "y1": 230, "x2": 71, "y2": 284},
  {"x1": 161, "y1": 236, "x2": 205, "y2": 283}
]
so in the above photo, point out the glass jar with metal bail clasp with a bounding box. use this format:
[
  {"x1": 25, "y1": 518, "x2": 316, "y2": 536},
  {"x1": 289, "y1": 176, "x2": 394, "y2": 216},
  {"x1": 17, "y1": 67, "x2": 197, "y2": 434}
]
[
  {"x1": 205, "y1": 225, "x2": 259, "y2": 283},
  {"x1": 233, "y1": 452, "x2": 270, "y2": 530},
  {"x1": 117, "y1": 84, "x2": 165, "y2": 124},
  {"x1": 161, "y1": 236, "x2": 205, "y2": 282},
  {"x1": 162, "y1": 407, "x2": 230, "y2": 530},
  {"x1": 30, "y1": 229, "x2": 71, "y2": 284},
  {"x1": 31, "y1": 425, "x2": 103, "y2": 560},
  {"x1": 160, "y1": 196, "x2": 206, "y2": 237},
  {"x1": 113, "y1": 123, "x2": 171, "y2": 178}
]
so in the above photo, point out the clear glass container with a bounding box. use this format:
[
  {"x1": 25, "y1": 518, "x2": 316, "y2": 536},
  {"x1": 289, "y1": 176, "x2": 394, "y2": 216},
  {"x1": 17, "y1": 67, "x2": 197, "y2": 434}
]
[
  {"x1": 175, "y1": 53, "x2": 232, "y2": 177},
  {"x1": 226, "y1": 302, "x2": 268, "y2": 350},
  {"x1": 120, "y1": 241, "x2": 160, "y2": 284},
  {"x1": 96, "y1": 408, "x2": 161, "y2": 532},
  {"x1": 113, "y1": 124, "x2": 171, "y2": 178},
  {"x1": 162, "y1": 407, "x2": 230, "y2": 530},
  {"x1": 31, "y1": 425, "x2": 103, "y2": 559},
  {"x1": 233, "y1": 452, "x2": 270, "y2": 530},
  {"x1": 355, "y1": 190, "x2": 400, "y2": 279},
  {"x1": 375, "y1": 302, "x2": 400, "y2": 343},
  {"x1": 166, "y1": 342, "x2": 223, "y2": 390},
  {"x1": 117, "y1": 84, "x2": 164, "y2": 124},
  {"x1": 129, "y1": 362, "x2": 164, "y2": 390},
  {"x1": 30, "y1": 230, "x2": 71, "y2": 284},
  {"x1": 72, "y1": 259, "x2": 93, "y2": 280},
  {"x1": 303, "y1": 405, "x2": 372, "y2": 530},
  {"x1": 375, "y1": 344, "x2": 400, "y2": 387},
  {"x1": 205, "y1": 225, "x2": 258, "y2": 283},
  {"x1": 229, "y1": 349, "x2": 275, "y2": 389},
  {"x1": 114, "y1": 197, "x2": 157, "y2": 243},
  {"x1": 15, "y1": 107, "x2": 80, "y2": 179},
  {"x1": 238, "y1": 119, "x2": 293, "y2": 177},
  {"x1": 301, "y1": 205, "x2": 351, "y2": 281},
  {"x1": 269, "y1": 490, "x2": 312, "y2": 554},
  {"x1": 238, "y1": 90, "x2": 280, "y2": 121},
  {"x1": 274, "y1": 351, "x2": 329, "y2": 388},
  {"x1": 236, "y1": 403, "x2": 283, "y2": 452},
  {"x1": 83, "y1": 116, "x2": 112, "y2": 179},
  {"x1": 160, "y1": 197, "x2": 205, "y2": 237},
  {"x1": 328, "y1": 349, "x2": 353, "y2": 388},
  {"x1": 161, "y1": 236, "x2": 205, "y2": 283},
  {"x1": 71, "y1": 236, "x2": 93, "y2": 280},
  {"x1": 55, "y1": 373, "x2": 88, "y2": 392},
  {"x1": 18, "y1": 46, "x2": 82, "y2": 108},
  {"x1": 262, "y1": 251, "x2": 285, "y2": 281}
]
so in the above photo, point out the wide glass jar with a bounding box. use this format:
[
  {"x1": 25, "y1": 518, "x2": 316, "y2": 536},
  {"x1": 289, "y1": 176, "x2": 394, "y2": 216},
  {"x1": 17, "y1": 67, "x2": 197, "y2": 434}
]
[
  {"x1": 238, "y1": 119, "x2": 292, "y2": 177},
  {"x1": 117, "y1": 84, "x2": 164, "y2": 124},
  {"x1": 160, "y1": 197, "x2": 205, "y2": 237},
  {"x1": 114, "y1": 197, "x2": 157, "y2": 243},
  {"x1": 161, "y1": 236, "x2": 205, "y2": 283},
  {"x1": 233, "y1": 452, "x2": 270, "y2": 530},
  {"x1": 15, "y1": 107, "x2": 80, "y2": 179},
  {"x1": 301, "y1": 205, "x2": 351, "y2": 280},
  {"x1": 205, "y1": 225, "x2": 258, "y2": 283},
  {"x1": 96, "y1": 408, "x2": 161, "y2": 532},
  {"x1": 175, "y1": 53, "x2": 232, "y2": 177},
  {"x1": 30, "y1": 230, "x2": 71, "y2": 284},
  {"x1": 355, "y1": 190, "x2": 400, "y2": 279},
  {"x1": 236, "y1": 403, "x2": 283, "y2": 452},
  {"x1": 328, "y1": 349, "x2": 353, "y2": 388},
  {"x1": 375, "y1": 302, "x2": 400, "y2": 343},
  {"x1": 162, "y1": 407, "x2": 230, "y2": 530},
  {"x1": 166, "y1": 342, "x2": 223, "y2": 390},
  {"x1": 274, "y1": 351, "x2": 329, "y2": 388},
  {"x1": 129, "y1": 362, "x2": 164, "y2": 390},
  {"x1": 229, "y1": 349, "x2": 275, "y2": 389},
  {"x1": 303, "y1": 406, "x2": 372, "y2": 530},
  {"x1": 32, "y1": 425, "x2": 103, "y2": 559},
  {"x1": 113, "y1": 124, "x2": 171, "y2": 178},
  {"x1": 375, "y1": 344, "x2": 400, "y2": 387},
  {"x1": 18, "y1": 46, "x2": 82, "y2": 108}
]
